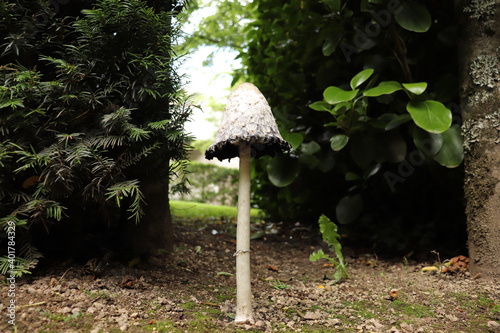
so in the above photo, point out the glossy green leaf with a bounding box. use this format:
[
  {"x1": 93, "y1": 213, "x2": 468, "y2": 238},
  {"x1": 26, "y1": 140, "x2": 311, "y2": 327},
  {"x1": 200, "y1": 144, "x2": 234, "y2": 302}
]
[
  {"x1": 350, "y1": 68, "x2": 374, "y2": 89},
  {"x1": 406, "y1": 100, "x2": 452, "y2": 133},
  {"x1": 301, "y1": 141, "x2": 321, "y2": 155},
  {"x1": 402, "y1": 82, "x2": 427, "y2": 95},
  {"x1": 385, "y1": 113, "x2": 412, "y2": 131},
  {"x1": 413, "y1": 127, "x2": 443, "y2": 157},
  {"x1": 332, "y1": 102, "x2": 350, "y2": 115},
  {"x1": 363, "y1": 81, "x2": 402, "y2": 97},
  {"x1": 363, "y1": 163, "x2": 381, "y2": 179},
  {"x1": 324, "y1": 86, "x2": 358, "y2": 105},
  {"x1": 433, "y1": 125, "x2": 464, "y2": 168},
  {"x1": 330, "y1": 134, "x2": 349, "y2": 151},
  {"x1": 280, "y1": 131, "x2": 303, "y2": 150},
  {"x1": 309, "y1": 101, "x2": 331, "y2": 112},
  {"x1": 322, "y1": 38, "x2": 339, "y2": 56},
  {"x1": 395, "y1": 2, "x2": 432, "y2": 33},
  {"x1": 336, "y1": 194, "x2": 363, "y2": 224},
  {"x1": 267, "y1": 155, "x2": 300, "y2": 187}
]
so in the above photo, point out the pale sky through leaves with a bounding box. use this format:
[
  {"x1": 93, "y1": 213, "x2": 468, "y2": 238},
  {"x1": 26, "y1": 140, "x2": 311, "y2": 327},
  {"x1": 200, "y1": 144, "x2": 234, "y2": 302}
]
[
  {"x1": 181, "y1": 47, "x2": 238, "y2": 141},
  {"x1": 179, "y1": 3, "x2": 242, "y2": 168},
  {"x1": 180, "y1": 3, "x2": 241, "y2": 142}
]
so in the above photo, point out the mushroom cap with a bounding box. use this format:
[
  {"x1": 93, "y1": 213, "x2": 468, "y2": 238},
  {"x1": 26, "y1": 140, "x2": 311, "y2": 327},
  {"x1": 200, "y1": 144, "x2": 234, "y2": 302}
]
[{"x1": 205, "y1": 83, "x2": 291, "y2": 161}]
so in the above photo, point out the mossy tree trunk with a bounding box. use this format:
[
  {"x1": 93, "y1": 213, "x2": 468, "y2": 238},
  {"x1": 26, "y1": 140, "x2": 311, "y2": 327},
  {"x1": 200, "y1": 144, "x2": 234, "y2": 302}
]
[{"x1": 457, "y1": 0, "x2": 500, "y2": 278}]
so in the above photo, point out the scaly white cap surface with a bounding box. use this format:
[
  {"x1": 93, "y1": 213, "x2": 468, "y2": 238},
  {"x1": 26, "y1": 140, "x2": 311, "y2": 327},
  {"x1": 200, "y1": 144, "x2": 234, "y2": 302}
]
[{"x1": 205, "y1": 83, "x2": 291, "y2": 161}]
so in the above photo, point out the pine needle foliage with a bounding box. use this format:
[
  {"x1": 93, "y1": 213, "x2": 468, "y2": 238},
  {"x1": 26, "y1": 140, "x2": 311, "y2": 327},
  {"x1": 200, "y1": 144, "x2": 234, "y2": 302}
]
[{"x1": 0, "y1": 0, "x2": 192, "y2": 274}]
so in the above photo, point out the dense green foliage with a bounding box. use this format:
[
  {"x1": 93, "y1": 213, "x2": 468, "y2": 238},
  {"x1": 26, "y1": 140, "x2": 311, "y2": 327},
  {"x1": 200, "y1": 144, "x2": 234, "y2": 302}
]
[
  {"x1": 0, "y1": 0, "x2": 191, "y2": 267},
  {"x1": 179, "y1": 0, "x2": 250, "y2": 66},
  {"x1": 187, "y1": 0, "x2": 465, "y2": 255}
]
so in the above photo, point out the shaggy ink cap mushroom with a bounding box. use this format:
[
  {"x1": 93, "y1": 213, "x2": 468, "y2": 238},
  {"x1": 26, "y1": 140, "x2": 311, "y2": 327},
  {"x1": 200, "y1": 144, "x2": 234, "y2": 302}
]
[{"x1": 205, "y1": 83, "x2": 291, "y2": 161}]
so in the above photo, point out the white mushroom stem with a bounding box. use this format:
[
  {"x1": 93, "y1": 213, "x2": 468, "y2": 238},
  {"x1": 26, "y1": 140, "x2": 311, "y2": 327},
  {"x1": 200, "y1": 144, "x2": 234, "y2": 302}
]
[{"x1": 235, "y1": 143, "x2": 254, "y2": 324}]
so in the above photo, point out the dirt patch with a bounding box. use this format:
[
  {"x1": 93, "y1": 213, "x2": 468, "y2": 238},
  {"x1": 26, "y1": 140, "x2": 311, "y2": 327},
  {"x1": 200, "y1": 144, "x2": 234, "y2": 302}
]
[{"x1": 1, "y1": 219, "x2": 499, "y2": 332}]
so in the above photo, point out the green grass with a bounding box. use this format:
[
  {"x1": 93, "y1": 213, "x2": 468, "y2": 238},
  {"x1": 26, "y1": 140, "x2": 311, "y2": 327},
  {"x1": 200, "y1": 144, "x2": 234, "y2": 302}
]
[
  {"x1": 141, "y1": 307, "x2": 225, "y2": 332},
  {"x1": 179, "y1": 301, "x2": 197, "y2": 310},
  {"x1": 454, "y1": 292, "x2": 500, "y2": 316},
  {"x1": 170, "y1": 200, "x2": 264, "y2": 222},
  {"x1": 83, "y1": 289, "x2": 110, "y2": 299},
  {"x1": 349, "y1": 301, "x2": 379, "y2": 320},
  {"x1": 40, "y1": 310, "x2": 93, "y2": 332},
  {"x1": 391, "y1": 299, "x2": 435, "y2": 318}
]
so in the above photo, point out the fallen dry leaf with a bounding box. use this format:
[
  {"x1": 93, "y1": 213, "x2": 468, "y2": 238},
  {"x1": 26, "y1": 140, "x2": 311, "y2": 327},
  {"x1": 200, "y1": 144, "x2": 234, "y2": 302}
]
[
  {"x1": 267, "y1": 264, "x2": 279, "y2": 272},
  {"x1": 388, "y1": 289, "x2": 398, "y2": 301},
  {"x1": 201, "y1": 302, "x2": 219, "y2": 307},
  {"x1": 119, "y1": 277, "x2": 137, "y2": 289},
  {"x1": 421, "y1": 266, "x2": 439, "y2": 273},
  {"x1": 443, "y1": 255, "x2": 469, "y2": 274},
  {"x1": 22, "y1": 175, "x2": 40, "y2": 188}
]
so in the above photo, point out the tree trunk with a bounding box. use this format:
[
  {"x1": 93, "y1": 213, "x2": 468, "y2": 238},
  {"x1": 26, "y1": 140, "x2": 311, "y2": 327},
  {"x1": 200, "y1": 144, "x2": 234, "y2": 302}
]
[
  {"x1": 457, "y1": 0, "x2": 500, "y2": 278},
  {"x1": 122, "y1": 175, "x2": 174, "y2": 254}
]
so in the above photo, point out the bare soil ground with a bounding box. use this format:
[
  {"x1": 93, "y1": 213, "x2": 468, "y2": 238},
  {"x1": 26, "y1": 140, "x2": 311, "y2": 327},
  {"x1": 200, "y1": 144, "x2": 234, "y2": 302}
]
[{"x1": 1, "y1": 218, "x2": 499, "y2": 332}]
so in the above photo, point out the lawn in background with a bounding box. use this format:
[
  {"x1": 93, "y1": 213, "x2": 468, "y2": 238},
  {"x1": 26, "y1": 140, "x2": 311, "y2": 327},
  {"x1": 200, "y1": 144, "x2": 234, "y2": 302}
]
[{"x1": 170, "y1": 200, "x2": 264, "y2": 222}]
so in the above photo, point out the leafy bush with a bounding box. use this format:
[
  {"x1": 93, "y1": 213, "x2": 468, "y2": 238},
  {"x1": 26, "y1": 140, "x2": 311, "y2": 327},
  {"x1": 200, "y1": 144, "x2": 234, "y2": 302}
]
[
  {"x1": 0, "y1": 216, "x2": 42, "y2": 277},
  {"x1": 0, "y1": 0, "x2": 191, "y2": 271},
  {"x1": 305, "y1": 69, "x2": 463, "y2": 224},
  {"x1": 179, "y1": 0, "x2": 466, "y2": 255},
  {"x1": 237, "y1": 0, "x2": 465, "y2": 255}
]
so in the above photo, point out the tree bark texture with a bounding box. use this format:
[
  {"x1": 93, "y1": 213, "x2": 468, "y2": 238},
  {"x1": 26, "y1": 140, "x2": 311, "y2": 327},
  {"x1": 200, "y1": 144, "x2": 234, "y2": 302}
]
[{"x1": 457, "y1": 0, "x2": 500, "y2": 278}]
